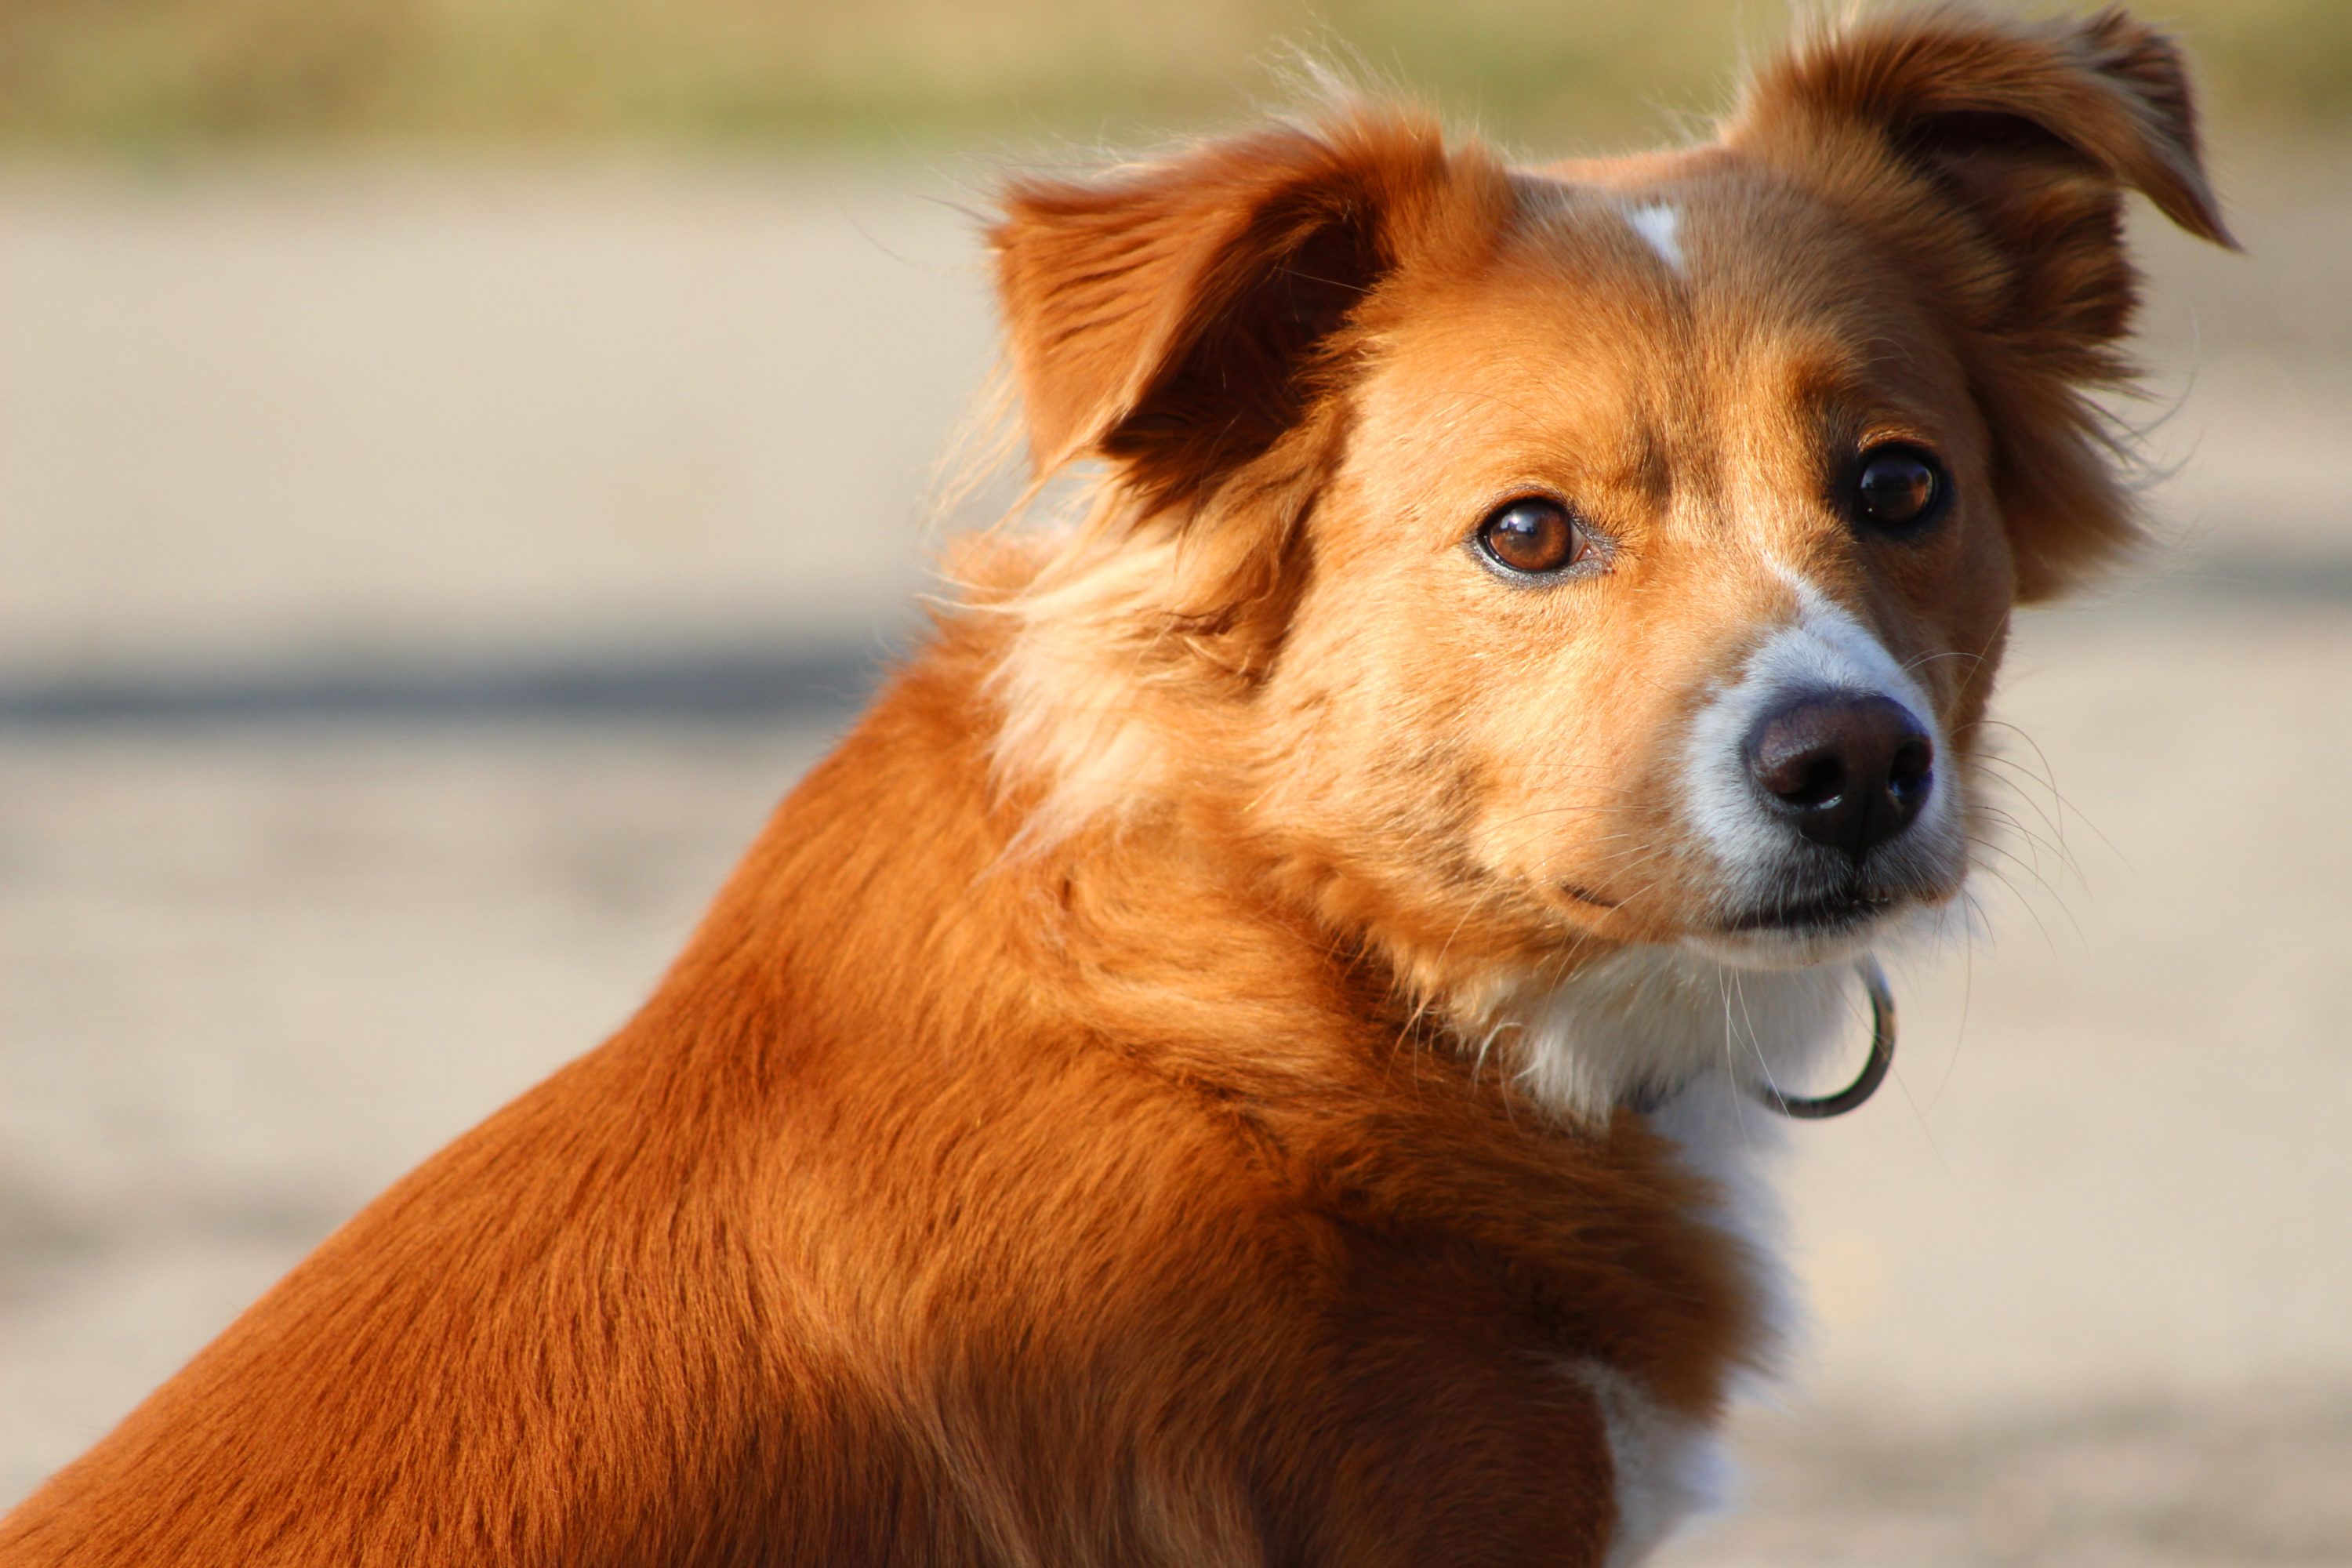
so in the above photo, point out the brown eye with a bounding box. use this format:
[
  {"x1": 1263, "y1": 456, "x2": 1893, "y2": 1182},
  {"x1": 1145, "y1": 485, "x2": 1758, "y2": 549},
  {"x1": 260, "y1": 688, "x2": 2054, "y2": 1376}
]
[
  {"x1": 1851, "y1": 445, "x2": 1947, "y2": 532},
  {"x1": 1475, "y1": 498, "x2": 1586, "y2": 575}
]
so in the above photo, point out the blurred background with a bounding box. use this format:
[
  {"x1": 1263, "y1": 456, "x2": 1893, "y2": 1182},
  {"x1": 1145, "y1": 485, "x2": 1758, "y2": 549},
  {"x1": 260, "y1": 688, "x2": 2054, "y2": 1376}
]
[{"x1": 2, "y1": 2, "x2": 2347, "y2": 1562}]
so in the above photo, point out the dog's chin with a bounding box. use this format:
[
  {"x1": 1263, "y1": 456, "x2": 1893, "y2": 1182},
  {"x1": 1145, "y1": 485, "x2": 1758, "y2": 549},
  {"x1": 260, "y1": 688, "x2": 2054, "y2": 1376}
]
[
  {"x1": 1685, "y1": 921, "x2": 1878, "y2": 973},
  {"x1": 1684, "y1": 884, "x2": 1955, "y2": 972}
]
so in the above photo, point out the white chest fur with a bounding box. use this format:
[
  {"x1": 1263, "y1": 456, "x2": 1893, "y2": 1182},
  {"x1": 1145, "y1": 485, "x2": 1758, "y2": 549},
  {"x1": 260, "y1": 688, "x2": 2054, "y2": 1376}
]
[
  {"x1": 1510, "y1": 943, "x2": 1853, "y2": 1123},
  {"x1": 1515, "y1": 946, "x2": 1854, "y2": 1561}
]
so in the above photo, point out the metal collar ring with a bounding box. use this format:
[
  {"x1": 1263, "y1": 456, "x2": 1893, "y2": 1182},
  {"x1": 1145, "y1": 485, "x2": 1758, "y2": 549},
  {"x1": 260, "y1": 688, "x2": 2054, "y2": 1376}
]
[{"x1": 1755, "y1": 956, "x2": 1896, "y2": 1120}]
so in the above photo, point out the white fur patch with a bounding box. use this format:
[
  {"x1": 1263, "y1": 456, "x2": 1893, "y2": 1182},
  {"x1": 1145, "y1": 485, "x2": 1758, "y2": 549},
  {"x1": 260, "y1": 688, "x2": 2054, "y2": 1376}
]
[
  {"x1": 1568, "y1": 1359, "x2": 1734, "y2": 1568},
  {"x1": 1530, "y1": 964, "x2": 1860, "y2": 1563},
  {"x1": 1643, "y1": 1063, "x2": 1805, "y2": 1373},
  {"x1": 1508, "y1": 946, "x2": 1852, "y2": 1568},
  {"x1": 1512, "y1": 941, "x2": 1896, "y2": 1354},
  {"x1": 1509, "y1": 944, "x2": 1849, "y2": 1120},
  {"x1": 1621, "y1": 202, "x2": 1686, "y2": 276}
]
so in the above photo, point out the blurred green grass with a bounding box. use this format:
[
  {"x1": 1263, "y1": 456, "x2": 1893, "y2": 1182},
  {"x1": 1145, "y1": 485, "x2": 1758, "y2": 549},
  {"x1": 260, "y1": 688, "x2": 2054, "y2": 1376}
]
[{"x1": 0, "y1": 0, "x2": 2343, "y2": 154}]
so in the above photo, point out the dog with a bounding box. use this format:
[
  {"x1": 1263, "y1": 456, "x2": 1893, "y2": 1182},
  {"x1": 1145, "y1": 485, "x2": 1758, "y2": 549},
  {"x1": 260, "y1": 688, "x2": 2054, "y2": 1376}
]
[{"x1": 1, "y1": 5, "x2": 2230, "y2": 1563}]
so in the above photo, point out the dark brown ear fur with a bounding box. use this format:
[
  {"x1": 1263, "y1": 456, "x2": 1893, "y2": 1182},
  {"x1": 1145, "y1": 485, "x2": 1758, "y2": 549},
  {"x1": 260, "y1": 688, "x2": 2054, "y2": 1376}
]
[
  {"x1": 992, "y1": 110, "x2": 1508, "y2": 514},
  {"x1": 1724, "y1": 3, "x2": 2236, "y2": 599},
  {"x1": 985, "y1": 110, "x2": 1508, "y2": 686}
]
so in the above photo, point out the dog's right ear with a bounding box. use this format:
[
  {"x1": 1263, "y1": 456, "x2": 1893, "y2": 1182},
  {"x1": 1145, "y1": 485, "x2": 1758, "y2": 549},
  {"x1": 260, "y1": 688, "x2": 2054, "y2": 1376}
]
[{"x1": 992, "y1": 111, "x2": 1505, "y2": 516}]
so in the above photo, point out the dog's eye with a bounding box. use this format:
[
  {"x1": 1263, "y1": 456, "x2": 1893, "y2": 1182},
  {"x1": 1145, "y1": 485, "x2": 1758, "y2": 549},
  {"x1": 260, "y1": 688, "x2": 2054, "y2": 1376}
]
[
  {"x1": 1849, "y1": 445, "x2": 1947, "y2": 532},
  {"x1": 1475, "y1": 499, "x2": 1586, "y2": 575}
]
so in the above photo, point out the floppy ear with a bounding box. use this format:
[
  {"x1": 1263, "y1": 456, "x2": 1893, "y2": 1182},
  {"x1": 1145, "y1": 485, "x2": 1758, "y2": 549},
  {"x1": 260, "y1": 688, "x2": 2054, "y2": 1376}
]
[
  {"x1": 979, "y1": 114, "x2": 1504, "y2": 840},
  {"x1": 1722, "y1": 4, "x2": 2236, "y2": 600},
  {"x1": 991, "y1": 110, "x2": 1504, "y2": 516}
]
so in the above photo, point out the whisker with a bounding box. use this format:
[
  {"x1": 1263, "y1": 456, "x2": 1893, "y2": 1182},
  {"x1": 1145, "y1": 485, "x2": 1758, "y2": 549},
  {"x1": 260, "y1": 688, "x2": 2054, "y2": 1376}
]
[{"x1": 1965, "y1": 829, "x2": 2083, "y2": 926}]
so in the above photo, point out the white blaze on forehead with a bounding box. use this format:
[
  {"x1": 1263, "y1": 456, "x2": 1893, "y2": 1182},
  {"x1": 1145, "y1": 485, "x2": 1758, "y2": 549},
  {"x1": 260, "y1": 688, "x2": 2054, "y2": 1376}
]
[{"x1": 1621, "y1": 201, "x2": 1686, "y2": 276}]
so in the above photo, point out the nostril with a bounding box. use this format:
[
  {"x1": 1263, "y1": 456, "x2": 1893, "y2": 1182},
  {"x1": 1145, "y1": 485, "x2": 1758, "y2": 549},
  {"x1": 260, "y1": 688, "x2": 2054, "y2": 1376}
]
[
  {"x1": 1765, "y1": 752, "x2": 1846, "y2": 809},
  {"x1": 1889, "y1": 735, "x2": 1935, "y2": 797}
]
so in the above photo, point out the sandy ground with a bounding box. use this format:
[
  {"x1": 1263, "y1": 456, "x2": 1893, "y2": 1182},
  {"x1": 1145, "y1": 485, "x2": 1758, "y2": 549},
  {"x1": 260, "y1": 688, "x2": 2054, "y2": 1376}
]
[{"x1": 2, "y1": 144, "x2": 2349, "y2": 1562}]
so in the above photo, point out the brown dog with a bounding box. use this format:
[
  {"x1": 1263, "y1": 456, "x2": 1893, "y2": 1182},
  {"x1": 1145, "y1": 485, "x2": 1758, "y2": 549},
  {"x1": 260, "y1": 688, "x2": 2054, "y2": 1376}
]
[{"x1": 1, "y1": 5, "x2": 2230, "y2": 1564}]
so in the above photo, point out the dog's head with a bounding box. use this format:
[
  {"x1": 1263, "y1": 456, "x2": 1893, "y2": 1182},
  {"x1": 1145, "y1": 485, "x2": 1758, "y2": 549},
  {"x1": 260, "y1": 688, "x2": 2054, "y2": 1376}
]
[{"x1": 978, "y1": 6, "x2": 2228, "y2": 1073}]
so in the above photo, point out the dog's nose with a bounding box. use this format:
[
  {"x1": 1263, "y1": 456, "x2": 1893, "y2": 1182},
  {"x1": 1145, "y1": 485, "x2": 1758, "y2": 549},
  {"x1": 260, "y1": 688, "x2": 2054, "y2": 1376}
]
[{"x1": 1744, "y1": 692, "x2": 1935, "y2": 861}]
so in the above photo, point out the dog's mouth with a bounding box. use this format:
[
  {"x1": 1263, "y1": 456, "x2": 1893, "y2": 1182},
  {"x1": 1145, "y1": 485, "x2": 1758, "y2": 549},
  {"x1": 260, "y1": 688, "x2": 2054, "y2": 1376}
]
[
  {"x1": 1719, "y1": 884, "x2": 1901, "y2": 936},
  {"x1": 1556, "y1": 876, "x2": 1940, "y2": 938}
]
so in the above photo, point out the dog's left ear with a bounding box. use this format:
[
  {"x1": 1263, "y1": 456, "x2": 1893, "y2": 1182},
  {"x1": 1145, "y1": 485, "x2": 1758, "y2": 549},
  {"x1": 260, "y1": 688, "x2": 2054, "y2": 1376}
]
[
  {"x1": 981, "y1": 115, "x2": 1505, "y2": 829},
  {"x1": 1723, "y1": 5, "x2": 2237, "y2": 599}
]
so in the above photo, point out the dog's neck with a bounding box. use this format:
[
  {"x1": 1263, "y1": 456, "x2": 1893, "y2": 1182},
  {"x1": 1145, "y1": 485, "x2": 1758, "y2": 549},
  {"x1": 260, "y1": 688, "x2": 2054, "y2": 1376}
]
[{"x1": 1501, "y1": 946, "x2": 1855, "y2": 1124}]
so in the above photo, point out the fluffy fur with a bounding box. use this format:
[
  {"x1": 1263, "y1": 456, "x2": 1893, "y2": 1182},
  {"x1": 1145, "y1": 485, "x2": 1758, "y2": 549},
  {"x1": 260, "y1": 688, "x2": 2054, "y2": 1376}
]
[{"x1": 1, "y1": 6, "x2": 2229, "y2": 1565}]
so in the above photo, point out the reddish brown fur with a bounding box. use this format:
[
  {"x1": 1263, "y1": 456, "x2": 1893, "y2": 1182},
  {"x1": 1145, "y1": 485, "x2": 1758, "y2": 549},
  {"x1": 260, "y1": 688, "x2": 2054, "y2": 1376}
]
[
  {"x1": 2, "y1": 7, "x2": 2229, "y2": 1565},
  {"x1": 1722, "y1": 3, "x2": 2234, "y2": 598}
]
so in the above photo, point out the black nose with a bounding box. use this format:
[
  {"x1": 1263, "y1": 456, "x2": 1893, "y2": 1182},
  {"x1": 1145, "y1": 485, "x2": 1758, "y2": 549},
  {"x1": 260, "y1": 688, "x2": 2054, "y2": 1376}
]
[{"x1": 1744, "y1": 691, "x2": 1935, "y2": 862}]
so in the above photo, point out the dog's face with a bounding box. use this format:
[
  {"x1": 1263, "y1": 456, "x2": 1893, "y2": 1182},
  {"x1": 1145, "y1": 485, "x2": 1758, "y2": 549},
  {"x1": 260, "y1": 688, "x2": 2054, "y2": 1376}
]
[
  {"x1": 1253, "y1": 165, "x2": 2013, "y2": 975},
  {"x1": 986, "y1": 9, "x2": 2229, "y2": 1010}
]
